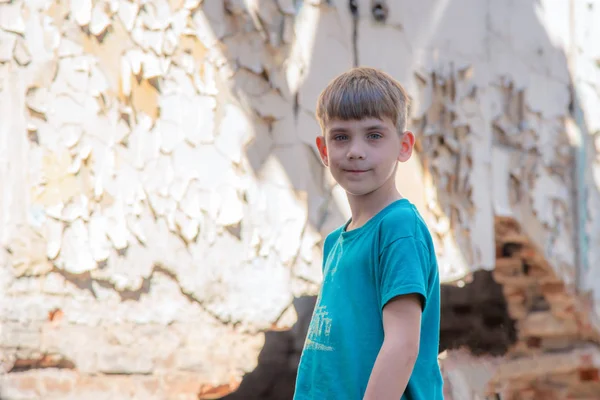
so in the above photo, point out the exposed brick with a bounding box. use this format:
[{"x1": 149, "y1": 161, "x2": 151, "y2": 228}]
[
  {"x1": 141, "y1": 377, "x2": 160, "y2": 393},
  {"x1": 579, "y1": 368, "x2": 600, "y2": 382},
  {"x1": 16, "y1": 374, "x2": 39, "y2": 392},
  {"x1": 42, "y1": 375, "x2": 73, "y2": 394},
  {"x1": 198, "y1": 383, "x2": 239, "y2": 399},
  {"x1": 484, "y1": 217, "x2": 600, "y2": 399}
]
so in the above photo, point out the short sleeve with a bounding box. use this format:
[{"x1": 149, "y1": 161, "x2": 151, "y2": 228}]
[
  {"x1": 378, "y1": 236, "x2": 429, "y2": 311},
  {"x1": 321, "y1": 227, "x2": 343, "y2": 273}
]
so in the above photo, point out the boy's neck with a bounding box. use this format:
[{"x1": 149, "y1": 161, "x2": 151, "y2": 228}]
[{"x1": 346, "y1": 179, "x2": 403, "y2": 231}]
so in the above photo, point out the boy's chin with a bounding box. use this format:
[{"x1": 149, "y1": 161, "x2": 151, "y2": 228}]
[{"x1": 340, "y1": 184, "x2": 377, "y2": 197}]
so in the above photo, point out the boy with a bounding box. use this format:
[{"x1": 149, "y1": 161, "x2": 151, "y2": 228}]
[{"x1": 293, "y1": 67, "x2": 444, "y2": 400}]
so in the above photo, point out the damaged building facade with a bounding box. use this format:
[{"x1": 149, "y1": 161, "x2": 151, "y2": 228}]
[{"x1": 1, "y1": 0, "x2": 600, "y2": 399}]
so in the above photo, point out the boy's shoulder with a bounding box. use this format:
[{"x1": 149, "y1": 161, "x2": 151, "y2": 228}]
[
  {"x1": 322, "y1": 199, "x2": 433, "y2": 251},
  {"x1": 323, "y1": 225, "x2": 344, "y2": 254},
  {"x1": 377, "y1": 199, "x2": 432, "y2": 247}
]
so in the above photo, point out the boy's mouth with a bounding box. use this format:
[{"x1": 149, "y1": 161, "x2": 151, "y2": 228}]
[{"x1": 343, "y1": 169, "x2": 369, "y2": 173}]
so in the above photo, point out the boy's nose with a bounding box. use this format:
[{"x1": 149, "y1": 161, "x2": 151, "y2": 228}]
[{"x1": 347, "y1": 144, "x2": 366, "y2": 160}]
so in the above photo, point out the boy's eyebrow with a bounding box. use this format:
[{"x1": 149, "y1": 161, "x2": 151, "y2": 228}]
[
  {"x1": 364, "y1": 124, "x2": 388, "y2": 131},
  {"x1": 327, "y1": 122, "x2": 390, "y2": 135},
  {"x1": 328, "y1": 127, "x2": 348, "y2": 134}
]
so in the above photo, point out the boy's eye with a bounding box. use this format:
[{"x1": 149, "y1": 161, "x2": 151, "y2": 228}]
[
  {"x1": 367, "y1": 133, "x2": 382, "y2": 139},
  {"x1": 333, "y1": 135, "x2": 348, "y2": 141}
]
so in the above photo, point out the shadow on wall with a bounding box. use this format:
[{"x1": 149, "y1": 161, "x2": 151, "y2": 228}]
[
  {"x1": 217, "y1": 272, "x2": 516, "y2": 400},
  {"x1": 217, "y1": 296, "x2": 317, "y2": 400},
  {"x1": 438, "y1": 271, "x2": 516, "y2": 356}
]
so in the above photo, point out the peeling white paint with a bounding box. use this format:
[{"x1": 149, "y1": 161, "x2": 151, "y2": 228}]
[
  {"x1": 0, "y1": 3, "x2": 26, "y2": 34},
  {"x1": 45, "y1": 218, "x2": 63, "y2": 261},
  {"x1": 118, "y1": 0, "x2": 139, "y2": 32},
  {"x1": 90, "y1": 3, "x2": 112, "y2": 37},
  {"x1": 1, "y1": 0, "x2": 600, "y2": 397},
  {"x1": 13, "y1": 37, "x2": 32, "y2": 66},
  {"x1": 88, "y1": 212, "x2": 111, "y2": 262},
  {"x1": 58, "y1": 219, "x2": 97, "y2": 274},
  {"x1": 0, "y1": 31, "x2": 16, "y2": 62},
  {"x1": 215, "y1": 103, "x2": 253, "y2": 163},
  {"x1": 70, "y1": 0, "x2": 93, "y2": 27}
]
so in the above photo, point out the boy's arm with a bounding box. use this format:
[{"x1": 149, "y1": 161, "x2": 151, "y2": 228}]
[{"x1": 363, "y1": 293, "x2": 422, "y2": 400}]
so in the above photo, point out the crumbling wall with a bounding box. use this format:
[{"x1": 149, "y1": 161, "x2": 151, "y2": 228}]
[
  {"x1": 442, "y1": 217, "x2": 600, "y2": 399},
  {"x1": 0, "y1": 0, "x2": 337, "y2": 398},
  {"x1": 440, "y1": 270, "x2": 516, "y2": 357},
  {"x1": 1, "y1": 0, "x2": 599, "y2": 399}
]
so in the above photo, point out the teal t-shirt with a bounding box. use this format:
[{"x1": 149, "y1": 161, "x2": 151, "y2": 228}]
[{"x1": 293, "y1": 199, "x2": 444, "y2": 400}]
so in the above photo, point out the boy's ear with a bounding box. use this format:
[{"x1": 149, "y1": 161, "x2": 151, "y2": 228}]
[
  {"x1": 316, "y1": 136, "x2": 329, "y2": 167},
  {"x1": 397, "y1": 131, "x2": 415, "y2": 162}
]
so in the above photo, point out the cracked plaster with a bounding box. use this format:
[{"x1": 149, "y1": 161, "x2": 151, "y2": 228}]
[{"x1": 1, "y1": 0, "x2": 600, "y2": 398}]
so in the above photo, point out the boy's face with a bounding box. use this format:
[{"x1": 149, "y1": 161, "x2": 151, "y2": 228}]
[{"x1": 316, "y1": 117, "x2": 414, "y2": 197}]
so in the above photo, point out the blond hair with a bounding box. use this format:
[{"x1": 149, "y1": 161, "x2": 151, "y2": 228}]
[{"x1": 316, "y1": 67, "x2": 410, "y2": 133}]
